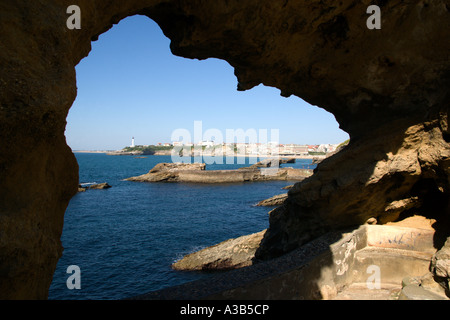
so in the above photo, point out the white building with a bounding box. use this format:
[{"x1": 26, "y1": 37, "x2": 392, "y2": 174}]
[{"x1": 131, "y1": 137, "x2": 135, "y2": 148}]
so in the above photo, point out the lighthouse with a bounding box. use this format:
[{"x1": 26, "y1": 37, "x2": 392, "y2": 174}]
[{"x1": 131, "y1": 137, "x2": 135, "y2": 148}]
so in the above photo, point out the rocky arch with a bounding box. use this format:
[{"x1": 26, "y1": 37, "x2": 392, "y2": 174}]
[{"x1": 0, "y1": 1, "x2": 449, "y2": 299}]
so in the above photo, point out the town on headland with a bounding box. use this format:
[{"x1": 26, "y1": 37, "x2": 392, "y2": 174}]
[{"x1": 74, "y1": 138, "x2": 349, "y2": 159}]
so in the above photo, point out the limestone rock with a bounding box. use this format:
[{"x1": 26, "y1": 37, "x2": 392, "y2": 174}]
[
  {"x1": 386, "y1": 215, "x2": 436, "y2": 230},
  {"x1": 284, "y1": 158, "x2": 296, "y2": 164},
  {"x1": 431, "y1": 237, "x2": 450, "y2": 290},
  {"x1": 311, "y1": 157, "x2": 324, "y2": 165},
  {"x1": 256, "y1": 122, "x2": 450, "y2": 260},
  {"x1": 246, "y1": 159, "x2": 277, "y2": 169},
  {"x1": 245, "y1": 158, "x2": 296, "y2": 169},
  {"x1": 149, "y1": 163, "x2": 206, "y2": 173},
  {"x1": 399, "y1": 284, "x2": 448, "y2": 300},
  {"x1": 126, "y1": 163, "x2": 311, "y2": 183},
  {"x1": 106, "y1": 150, "x2": 150, "y2": 156},
  {"x1": 364, "y1": 217, "x2": 377, "y2": 225},
  {"x1": 256, "y1": 193, "x2": 288, "y2": 207},
  {"x1": 1, "y1": 0, "x2": 450, "y2": 298},
  {"x1": 126, "y1": 163, "x2": 206, "y2": 182},
  {"x1": 172, "y1": 230, "x2": 266, "y2": 271},
  {"x1": 400, "y1": 272, "x2": 449, "y2": 300},
  {"x1": 88, "y1": 183, "x2": 112, "y2": 190}
]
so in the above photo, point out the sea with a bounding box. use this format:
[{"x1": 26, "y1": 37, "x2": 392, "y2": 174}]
[{"x1": 48, "y1": 153, "x2": 315, "y2": 300}]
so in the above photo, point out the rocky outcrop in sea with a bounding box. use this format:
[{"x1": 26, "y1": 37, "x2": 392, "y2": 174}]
[{"x1": 126, "y1": 162, "x2": 313, "y2": 183}]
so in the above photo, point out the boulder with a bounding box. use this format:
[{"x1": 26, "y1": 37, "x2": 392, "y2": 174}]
[
  {"x1": 431, "y1": 237, "x2": 450, "y2": 291},
  {"x1": 283, "y1": 158, "x2": 296, "y2": 164}
]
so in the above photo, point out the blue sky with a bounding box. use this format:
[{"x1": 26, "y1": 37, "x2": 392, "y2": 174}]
[{"x1": 65, "y1": 15, "x2": 349, "y2": 151}]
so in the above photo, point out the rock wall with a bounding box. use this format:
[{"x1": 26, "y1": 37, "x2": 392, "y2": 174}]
[{"x1": 0, "y1": 0, "x2": 449, "y2": 298}]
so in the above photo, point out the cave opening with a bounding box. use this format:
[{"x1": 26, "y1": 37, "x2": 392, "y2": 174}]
[
  {"x1": 52, "y1": 14, "x2": 350, "y2": 300},
  {"x1": 2, "y1": 0, "x2": 450, "y2": 302}
]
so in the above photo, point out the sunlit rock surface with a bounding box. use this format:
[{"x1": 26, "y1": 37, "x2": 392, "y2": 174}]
[{"x1": 0, "y1": 0, "x2": 449, "y2": 298}]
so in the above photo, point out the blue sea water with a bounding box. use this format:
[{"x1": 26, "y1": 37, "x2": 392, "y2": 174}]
[{"x1": 48, "y1": 153, "x2": 315, "y2": 300}]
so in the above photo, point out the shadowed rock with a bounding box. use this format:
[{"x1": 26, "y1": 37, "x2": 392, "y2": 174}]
[{"x1": 126, "y1": 163, "x2": 312, "y2": 183}]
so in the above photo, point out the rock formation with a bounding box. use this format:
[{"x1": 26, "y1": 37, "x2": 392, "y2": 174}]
[
  {"x1": 0, "y1": 0, "x2": 449, "y2": 298},
  {"x1": 256, "y1": 193, "x2": 288, "y2": 207},
  {"x1": 172, "y1": 230, "x2": 266, "y2": 271},
  {"x1": 126, "y1": 163, "x2": 207, "y2": 182},
  {"x1": 256, "y1": 121, "x2": 450, "y2": 260},
  {"x1": 78, "y1": 182, "x2": 112, "y2": 191},
  {"x1": 106, "y1": 150, "x2": 152, "y2": 156},
  {"x1": 431, "y1": 237, "x2": 450, "y2": 293},
  {"x1": 87, "y1": 182, "x2": 112, "y2": 190},
  {"x1": 245, "y1": 158, "x2": 296, "y2": 169},
  {"x1": 126, "y1": 162, "x2": 312, "y2": 183}
]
